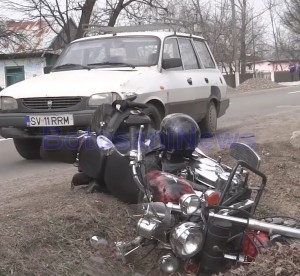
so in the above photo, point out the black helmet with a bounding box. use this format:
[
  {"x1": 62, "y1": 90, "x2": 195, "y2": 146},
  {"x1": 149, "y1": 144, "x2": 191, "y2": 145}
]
[{"x1": 160, "y1": 113, "x2": 200, "y2": 157}]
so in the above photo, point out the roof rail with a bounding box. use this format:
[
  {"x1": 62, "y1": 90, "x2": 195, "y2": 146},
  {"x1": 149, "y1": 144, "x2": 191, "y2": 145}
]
[{"x1": 82, "y1": 23, "x2": 186, "y2": 36}]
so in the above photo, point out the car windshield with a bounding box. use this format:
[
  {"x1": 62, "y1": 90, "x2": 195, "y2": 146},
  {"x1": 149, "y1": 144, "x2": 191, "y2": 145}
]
[{"x1": 53, "y1": 36, "x2": 160, "y2": 70}]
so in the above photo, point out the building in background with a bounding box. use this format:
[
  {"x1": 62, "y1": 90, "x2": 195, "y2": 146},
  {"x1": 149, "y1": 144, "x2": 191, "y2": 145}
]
[
  {"x1": 0, "y1": 19, "x2": 77, "y2": 88},
  {"x1": 246, "y1": 59, "x2": 300, "y2": 73}
]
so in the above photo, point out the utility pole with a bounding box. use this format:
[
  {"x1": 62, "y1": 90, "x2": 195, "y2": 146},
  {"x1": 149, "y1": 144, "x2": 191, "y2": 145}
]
[{"x1": 230, "y1": 0, "x2": 240, "y2": 87}]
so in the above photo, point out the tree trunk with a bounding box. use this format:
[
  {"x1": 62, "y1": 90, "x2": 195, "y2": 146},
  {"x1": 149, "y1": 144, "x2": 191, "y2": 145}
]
[
  {"x1": 230, "y1": 0, "x2": 240, "y2": 87},
  {"x1": 75, "y1": 0, "x2": 97, "y2": 39},
  {"x1": 269, "y1": 0, "x2": 283, "y2": 71},
  {"x1": 240, "y1": 0, "x2": 247, "y2": 83},
  {"x1": 108, "y1": 0, "x2": 125, "y2": 27}
]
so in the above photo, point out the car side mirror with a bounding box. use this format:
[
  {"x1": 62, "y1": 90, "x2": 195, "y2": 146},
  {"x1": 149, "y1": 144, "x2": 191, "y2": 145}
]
[
  {"x1": 43, "y1": 65, "x2": 53, "y2": 74},
  {"x1": 162, "y1": 58, "x2": 183, "y2": 70}
]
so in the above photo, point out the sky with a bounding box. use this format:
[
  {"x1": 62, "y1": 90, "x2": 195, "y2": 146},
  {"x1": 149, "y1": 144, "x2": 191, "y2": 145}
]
[
  {"x1": 0, "y1": 0, "x2": 283, "y2": 36},
  {"x1": 0, "y1": 0, "x2": 271, "y2": 19},
  {"x1": 253, "y1": 0, "x2": 266, "y2": 12}
]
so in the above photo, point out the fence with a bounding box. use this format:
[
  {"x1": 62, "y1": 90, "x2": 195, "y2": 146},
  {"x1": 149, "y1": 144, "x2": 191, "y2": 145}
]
[
  {"x1": 274, "y1": 71, "x2": 300, "y2": 82},
  {"x1": 224, "y1": 71, "x2": 300, "y2": 88}
]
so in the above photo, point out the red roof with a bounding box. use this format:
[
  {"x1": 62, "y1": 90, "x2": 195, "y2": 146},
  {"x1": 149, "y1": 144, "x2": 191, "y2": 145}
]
[{"x1": 0, "y1": 19, "x2": 60, "y2": 54}]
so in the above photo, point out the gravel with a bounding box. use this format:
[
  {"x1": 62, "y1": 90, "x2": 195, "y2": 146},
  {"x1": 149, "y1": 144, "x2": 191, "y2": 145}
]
[{"x1": 228, "y1": 78, "x2": 284, "y2": 93}]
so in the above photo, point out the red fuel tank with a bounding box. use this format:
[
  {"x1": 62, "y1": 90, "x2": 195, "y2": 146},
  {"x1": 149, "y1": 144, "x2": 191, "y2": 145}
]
[{"x1": 144, "y1": 170, "x2": 195, "y2": 204}]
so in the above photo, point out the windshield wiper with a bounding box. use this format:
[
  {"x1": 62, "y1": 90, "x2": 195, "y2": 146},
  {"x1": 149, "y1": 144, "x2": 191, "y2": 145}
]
[
  {"x1": 53, "y1": 63, "x2": 91, "y2": 71},
  {"x1": 87, "y1": 62, "x2": 135, "y2": 69}
]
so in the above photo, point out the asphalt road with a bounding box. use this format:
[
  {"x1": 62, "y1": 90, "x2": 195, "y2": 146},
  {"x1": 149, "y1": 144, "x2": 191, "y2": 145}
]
[
  {"x1": 1, "y1": 85, "x2": 300, "y2": 184},
  {"x1": 219, "y1": 85, "x2": 300, "y2": 128}
]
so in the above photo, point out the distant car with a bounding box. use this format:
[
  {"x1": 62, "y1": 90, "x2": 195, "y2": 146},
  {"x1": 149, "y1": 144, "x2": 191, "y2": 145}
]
[{"x1": 0, "y1": 26, "x2": 229, "y2": 160}]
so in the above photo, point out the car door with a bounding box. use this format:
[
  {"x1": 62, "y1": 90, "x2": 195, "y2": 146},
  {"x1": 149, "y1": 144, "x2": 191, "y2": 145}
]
[
  {"x1": 176, "y1": 37, "x2": 209, "y2": 120},
  {"x1": 193, "y1": 39, "x2": 226, "y2": 99},
  {"x1": 162, "y1": 37, "x2": 210, "y2": 120},
  {"x1": 160, "y1": 37, "x2": 194, "y2": 116}
]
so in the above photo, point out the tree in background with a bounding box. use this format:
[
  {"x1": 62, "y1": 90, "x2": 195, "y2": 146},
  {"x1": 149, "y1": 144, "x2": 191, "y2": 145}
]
[
  {"x1": 282, "y1": 0, "x2": 300, "y2": 35},
  {"x1": 0, "y1": 0, "x2": 284, "y2": 83},
  {"x1": 1, "y1": 0, "x2": 169, "y2": 43},
  {"x1": 0, "y1": 17, "x2": 28, "y2": 52},
  {"x1": 1, "y1": 0, "x2": 92, "y2": 43}
]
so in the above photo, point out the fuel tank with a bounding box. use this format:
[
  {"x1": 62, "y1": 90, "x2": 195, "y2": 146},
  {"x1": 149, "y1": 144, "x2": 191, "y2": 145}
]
[{"x1": 145, "y1": 170, "x2": 195, "y2": 204}]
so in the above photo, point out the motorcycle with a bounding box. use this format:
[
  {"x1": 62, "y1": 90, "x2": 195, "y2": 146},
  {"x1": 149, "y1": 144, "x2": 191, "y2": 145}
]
[
  {"x1": 41, "y1": 96, "x2": 259, "y2": 206},
  {"x1": 41, "y1": 100, "x2": 300, "y2": 274},
  {"x1": 112, "y1": 125, "x2": 300, "y2": 275}
]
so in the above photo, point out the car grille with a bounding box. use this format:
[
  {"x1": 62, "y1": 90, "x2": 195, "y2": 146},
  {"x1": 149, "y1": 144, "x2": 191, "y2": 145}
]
[{"x1": 22, "y1": 97, "x2": 82, "y2": 110}]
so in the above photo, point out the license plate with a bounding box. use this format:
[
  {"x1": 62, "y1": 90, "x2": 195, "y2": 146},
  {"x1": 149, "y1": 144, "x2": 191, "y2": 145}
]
[{"x1": 25, "y1": 114, "x2": 74, "y2": 127}]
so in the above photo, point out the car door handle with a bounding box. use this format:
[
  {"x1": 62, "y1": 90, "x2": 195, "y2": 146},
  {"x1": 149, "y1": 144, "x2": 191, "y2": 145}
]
[
  {"x1": 205, "y1": 78, "x2": 209, "y2": 83},
  {"x1": 187, "y1": 77, "x2": 193, "y2": 85}
]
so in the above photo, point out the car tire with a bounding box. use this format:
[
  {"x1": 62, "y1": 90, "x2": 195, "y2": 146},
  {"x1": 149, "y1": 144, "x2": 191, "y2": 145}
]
[
  {"x1": 13, "y1": 138, "x2": 42, "y2": 160},
  {"x1": 199, "y1": 101, "x2": 217, "y2": 137},
  {"x1": 144, "y1": 103, "x2": 162, "y2": 130}
]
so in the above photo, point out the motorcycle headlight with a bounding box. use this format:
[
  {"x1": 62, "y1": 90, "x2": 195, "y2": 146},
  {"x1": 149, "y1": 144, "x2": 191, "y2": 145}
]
[
  {"x1": 170, "y1": 222, "x2": 204, "y2": 258},
  {"x1": 88, "y1": 92, "x2": 121, "y2": 106},
  {"x1": 0, "y1": 96, "x2": 18, "y2": 110},
  {"x1": 180, "y1": 194, "x2": 201, "y2": 215}
]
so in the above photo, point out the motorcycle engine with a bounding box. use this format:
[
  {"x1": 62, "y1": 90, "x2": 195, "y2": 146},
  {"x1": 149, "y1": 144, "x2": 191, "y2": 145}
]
[{"x1": 188, "y1": 157, "x2": 246, "y2": 196}]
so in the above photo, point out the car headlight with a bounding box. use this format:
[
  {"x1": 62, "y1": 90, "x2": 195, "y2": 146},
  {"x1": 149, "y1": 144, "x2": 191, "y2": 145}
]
[
  {"x1": 180, "y1": 194, "x2": 201, "y2": 215},
  {"x1": 0, "y1": 96, "x2": 18, "y2": 110},
  {"x1": 170, "y1": 222, "x2": 204, "y2": 258},
  {"x1": 88, "y1": 92, "x2": 121, "y2": 106},
  {"x1": 121, "y1": 92, "x2": 137, "y2": 100}
]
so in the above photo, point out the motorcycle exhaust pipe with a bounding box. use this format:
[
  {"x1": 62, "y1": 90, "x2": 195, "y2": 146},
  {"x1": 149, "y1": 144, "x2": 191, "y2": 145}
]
[{"x1": 210, "y1": 213, "x2": 300, "y2": 239}]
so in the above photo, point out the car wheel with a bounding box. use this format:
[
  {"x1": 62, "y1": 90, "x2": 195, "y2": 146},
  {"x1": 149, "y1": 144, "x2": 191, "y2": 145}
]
[
  {"x1": 199, "y1": 101, "x2": 217, "y2": 137},
  {"x1": 13, "y1": 138, "x2": 42, "y2": 160},
  {"x1": 144, "y1": 103, "x2": 162, "y2": 130}
]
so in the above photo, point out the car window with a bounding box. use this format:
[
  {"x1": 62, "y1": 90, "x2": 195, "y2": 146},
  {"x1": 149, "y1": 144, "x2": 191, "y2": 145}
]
[
  {"x1": 194, "y1": 40, "x2": 216, "y2": 68},
  {"x1": 163, "y1": 38, "x2": 181, "y2": 59},
  {"x1": 162, "y1": 38, "x2": 183, "y2": 71},
  {"x1": 178, "y1": 38, "x2": 199, "y2": 70},
  {"x1": 54, "y1": 36, "x2": 160, "y2": 69}
]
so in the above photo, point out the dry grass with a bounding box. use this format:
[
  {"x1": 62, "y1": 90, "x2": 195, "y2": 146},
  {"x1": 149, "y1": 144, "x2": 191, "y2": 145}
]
[
  {"x1": 0, "y1": 141, "x2": 299, "y2": 276},
  {"x1": 0, "y1": 184, "x2": 136, "y2": 276}
]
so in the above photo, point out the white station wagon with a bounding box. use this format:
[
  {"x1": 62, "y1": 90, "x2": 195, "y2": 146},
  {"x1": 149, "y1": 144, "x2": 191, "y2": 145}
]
[{"x1": 0, "y1": 25, "x2": 229, "y2": 159}]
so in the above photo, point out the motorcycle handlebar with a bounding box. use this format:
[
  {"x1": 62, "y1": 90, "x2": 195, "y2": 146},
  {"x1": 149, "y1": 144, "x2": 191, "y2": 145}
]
[{"x1": 210, "y1": 213, "x2": 300, "y2": 239}]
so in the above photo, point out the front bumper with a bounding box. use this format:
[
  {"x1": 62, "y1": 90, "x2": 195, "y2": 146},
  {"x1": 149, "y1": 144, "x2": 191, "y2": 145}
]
[
  {"x1": 0, "y1": 110, "x2": 95, "y2": 138},
  {"x1": 217, "y1": 98, "x2": 230, "y2": 117}
]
